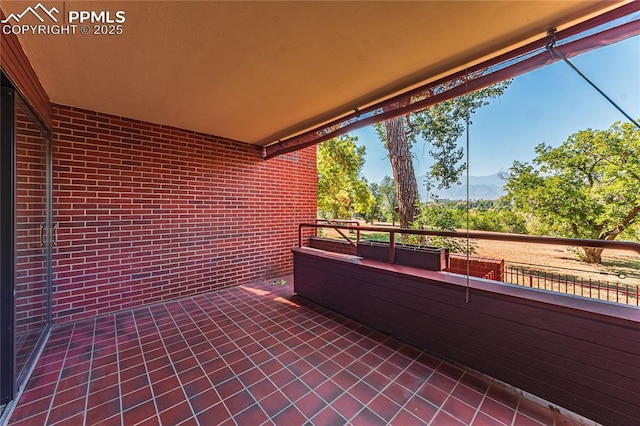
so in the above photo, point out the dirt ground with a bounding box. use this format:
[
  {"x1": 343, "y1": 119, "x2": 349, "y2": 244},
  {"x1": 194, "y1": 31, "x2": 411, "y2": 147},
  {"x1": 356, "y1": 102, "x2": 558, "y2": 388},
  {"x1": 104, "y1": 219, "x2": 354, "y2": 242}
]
[{"x1": 474, "y1": 239, "x2": 639, "y2": 286}]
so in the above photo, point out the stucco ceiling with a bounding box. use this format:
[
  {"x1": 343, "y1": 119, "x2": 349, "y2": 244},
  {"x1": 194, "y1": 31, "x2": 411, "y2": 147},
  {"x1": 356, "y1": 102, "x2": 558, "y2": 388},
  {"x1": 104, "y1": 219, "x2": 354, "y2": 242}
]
[{"x1": 1, "y1": 1, "x2": 627, "y2": 146}]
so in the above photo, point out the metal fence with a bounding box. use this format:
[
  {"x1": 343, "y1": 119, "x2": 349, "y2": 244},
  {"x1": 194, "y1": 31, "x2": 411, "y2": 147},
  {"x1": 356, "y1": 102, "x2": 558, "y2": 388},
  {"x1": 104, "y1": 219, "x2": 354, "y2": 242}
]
[{"x1": 504, "y1": 265, "x2": 639, "y2": 306}]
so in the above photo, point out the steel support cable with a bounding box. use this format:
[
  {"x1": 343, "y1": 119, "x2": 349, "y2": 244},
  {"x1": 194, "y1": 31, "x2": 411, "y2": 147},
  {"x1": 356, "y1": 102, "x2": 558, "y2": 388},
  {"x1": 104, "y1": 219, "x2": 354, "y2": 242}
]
[
  {"x1": 547, "y1": 32, "x2": 640, "y2": 130},
  {"x1": 465, "y1": 69, "x2": 471, "y2": 304}
]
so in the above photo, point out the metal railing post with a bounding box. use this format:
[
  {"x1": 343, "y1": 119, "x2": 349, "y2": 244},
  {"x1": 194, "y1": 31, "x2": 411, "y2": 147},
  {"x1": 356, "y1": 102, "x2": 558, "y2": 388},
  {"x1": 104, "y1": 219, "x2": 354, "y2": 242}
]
[{"x1": 389, "y1": 231, "x2": 395, "y2": 264}]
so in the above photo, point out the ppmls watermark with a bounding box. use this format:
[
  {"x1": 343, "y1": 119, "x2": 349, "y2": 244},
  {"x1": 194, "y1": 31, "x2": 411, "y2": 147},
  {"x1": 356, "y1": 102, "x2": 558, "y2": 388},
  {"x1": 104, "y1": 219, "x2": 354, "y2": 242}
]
[{"x1": 1, "y1": 2, "x2": 126, "y2": 36}]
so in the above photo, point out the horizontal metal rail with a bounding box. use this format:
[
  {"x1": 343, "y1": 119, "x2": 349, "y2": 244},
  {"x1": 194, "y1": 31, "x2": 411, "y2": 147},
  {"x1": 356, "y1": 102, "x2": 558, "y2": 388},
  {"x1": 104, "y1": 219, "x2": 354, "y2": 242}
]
[
  {"x1": 315, "y1": 219, "x2": 361, "y2": 227},
  {"x1": 298, "y1": 223, "x2": 640, "y2": 258}
]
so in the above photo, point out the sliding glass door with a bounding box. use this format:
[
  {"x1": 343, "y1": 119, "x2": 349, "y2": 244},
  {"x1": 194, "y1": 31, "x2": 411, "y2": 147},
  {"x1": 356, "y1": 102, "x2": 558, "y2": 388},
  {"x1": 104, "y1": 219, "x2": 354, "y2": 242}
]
[
  {"x1": 13, "y1": 94, "x2": 52, "y2": 387},
  {"x1": 0, "y1": 74, "x2": 52, "y2": 405}
]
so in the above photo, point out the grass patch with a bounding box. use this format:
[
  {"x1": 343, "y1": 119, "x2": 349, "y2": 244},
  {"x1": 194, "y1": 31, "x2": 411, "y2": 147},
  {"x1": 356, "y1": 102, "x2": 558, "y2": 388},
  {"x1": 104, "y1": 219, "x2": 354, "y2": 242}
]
[{"x1": 359, "y1": 232, "x2": 391, "y2": 242}]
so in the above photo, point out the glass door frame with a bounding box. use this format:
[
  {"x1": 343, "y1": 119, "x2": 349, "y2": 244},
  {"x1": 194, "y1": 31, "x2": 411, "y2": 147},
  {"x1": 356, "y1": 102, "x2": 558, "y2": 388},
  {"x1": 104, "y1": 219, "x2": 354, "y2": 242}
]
[
  {"x1": 0, "y1": 72, "x2": 53, "y2": 405},
  {"x1": 0, "y1": 76, "x2": 16, "y2": 405}
]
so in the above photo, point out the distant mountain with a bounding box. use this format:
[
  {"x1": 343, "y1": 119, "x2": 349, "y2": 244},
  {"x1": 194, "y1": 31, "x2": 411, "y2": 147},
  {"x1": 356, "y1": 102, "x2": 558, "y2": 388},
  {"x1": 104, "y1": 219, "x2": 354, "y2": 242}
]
[{"x1": 418, "y1": 173, "x2": 506, "y2": 200}]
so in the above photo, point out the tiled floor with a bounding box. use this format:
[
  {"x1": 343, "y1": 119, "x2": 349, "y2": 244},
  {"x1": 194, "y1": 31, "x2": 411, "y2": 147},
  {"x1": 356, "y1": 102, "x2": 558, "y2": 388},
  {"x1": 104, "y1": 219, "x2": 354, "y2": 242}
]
[
  {"x1": 9, "y1": 277, "x2": 589, "y2": 426},
  {"x1": 15, "y1": 327, "x2": 46, "y2": 382}
]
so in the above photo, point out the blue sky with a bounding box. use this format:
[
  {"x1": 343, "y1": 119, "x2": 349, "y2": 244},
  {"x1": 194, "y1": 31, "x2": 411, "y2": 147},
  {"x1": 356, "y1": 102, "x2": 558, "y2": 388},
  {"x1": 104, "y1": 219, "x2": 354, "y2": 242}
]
[{"x1": 353, "y1": 35, "x2": 640, "y2": 183}]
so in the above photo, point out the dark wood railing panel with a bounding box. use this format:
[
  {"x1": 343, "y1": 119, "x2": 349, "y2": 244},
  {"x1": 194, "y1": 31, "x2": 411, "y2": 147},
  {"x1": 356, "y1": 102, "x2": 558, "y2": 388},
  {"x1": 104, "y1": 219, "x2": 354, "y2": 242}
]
[{"x1": 293, "y1": 247, "x2": 640, "y2": 425}]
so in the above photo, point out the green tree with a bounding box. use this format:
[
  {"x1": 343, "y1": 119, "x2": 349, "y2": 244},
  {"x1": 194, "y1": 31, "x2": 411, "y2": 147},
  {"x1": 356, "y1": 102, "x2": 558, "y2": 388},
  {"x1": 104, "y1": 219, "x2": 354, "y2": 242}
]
[
  {"x1": 378, "y1": 175, "x2": 398, "y2": 225},
  {"x1": 359, "y1": 181, "x2": 383, "y2": 224},
  {"x1": 468, "y1": 208, "x2": 527, "y2": 234},
  {"x1": 351, "y1": 179, "x2": 379, "y2": 223},
  {"x1": 375, "y1": 81, "x2": 511, "y2": 229},
  {"x1": 317, "y1": 135, "x2": 372, "y2": 219},
  {"x1": 411, "y1": 200, "x2": 477, "y2": 254},
  {"x1": 466, "y1": 197, "x2": 528, "y2": 234},
  {"x1": 376, "y1": 116, "x2": 419, "y2": 229},
  {"x1": 504, "y1": 121, "x2": 640, "y2": 263}
]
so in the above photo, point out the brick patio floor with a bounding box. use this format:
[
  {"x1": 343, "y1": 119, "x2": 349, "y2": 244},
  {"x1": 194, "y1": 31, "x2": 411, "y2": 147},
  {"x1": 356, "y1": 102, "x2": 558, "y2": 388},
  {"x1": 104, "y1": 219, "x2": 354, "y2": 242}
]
[{"x1": 8, "y1": 277, "x2": 589, "y2": 425}]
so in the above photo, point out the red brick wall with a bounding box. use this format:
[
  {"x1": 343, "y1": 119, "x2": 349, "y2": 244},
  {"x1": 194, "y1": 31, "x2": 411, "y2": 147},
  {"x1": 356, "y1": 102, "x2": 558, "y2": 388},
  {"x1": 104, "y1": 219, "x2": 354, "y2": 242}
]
[
  {"x1": 51, "y1": 104, "x2": 317, "y2": 323},
  {"x1": 447, "y1": 254, "x2": 504, "y2": 281}
]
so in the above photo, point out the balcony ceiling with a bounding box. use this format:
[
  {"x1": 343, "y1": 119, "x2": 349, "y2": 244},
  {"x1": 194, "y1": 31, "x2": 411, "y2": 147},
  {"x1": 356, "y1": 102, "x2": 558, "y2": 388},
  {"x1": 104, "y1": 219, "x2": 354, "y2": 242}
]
[{"x1": 3, "y1": 1, "x2": 627, "y2": 146}]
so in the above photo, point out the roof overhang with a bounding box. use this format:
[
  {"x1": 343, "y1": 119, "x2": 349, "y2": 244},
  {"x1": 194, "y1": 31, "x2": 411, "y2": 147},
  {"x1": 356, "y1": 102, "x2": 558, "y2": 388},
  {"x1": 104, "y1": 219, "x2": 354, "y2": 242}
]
[{"x1": 0, "y1": 1, "x2": 632, "y2": 148}]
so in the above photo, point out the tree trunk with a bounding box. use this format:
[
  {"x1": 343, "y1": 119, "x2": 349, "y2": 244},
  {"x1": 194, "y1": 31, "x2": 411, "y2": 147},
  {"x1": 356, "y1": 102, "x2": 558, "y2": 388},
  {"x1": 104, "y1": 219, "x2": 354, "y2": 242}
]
[
  {"x1": 583, "y1": 205, "x2": 640, "y2": 263},
  {"x1": 385, "y1": 117, "x2": 419, "y2": 229},
  {"x1": 582, "y1": 247, "x2": 604, "y2": 263}
]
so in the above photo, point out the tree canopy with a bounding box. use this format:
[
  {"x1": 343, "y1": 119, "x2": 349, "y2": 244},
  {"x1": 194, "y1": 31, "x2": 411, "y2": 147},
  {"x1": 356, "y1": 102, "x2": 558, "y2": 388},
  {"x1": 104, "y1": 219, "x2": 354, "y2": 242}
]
[
  {"x1": 504, "y1": 120, "x2": 640, "y2": 263},
  {"x1": 375, "y1": 81, "x2": 511, "y2": 229},
  {"x1": 379, "y1": 176, "x2": 398, "y2": 225},
  {"x1": 317, "y1": 135, "x2": 373, "y2": 219}
]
